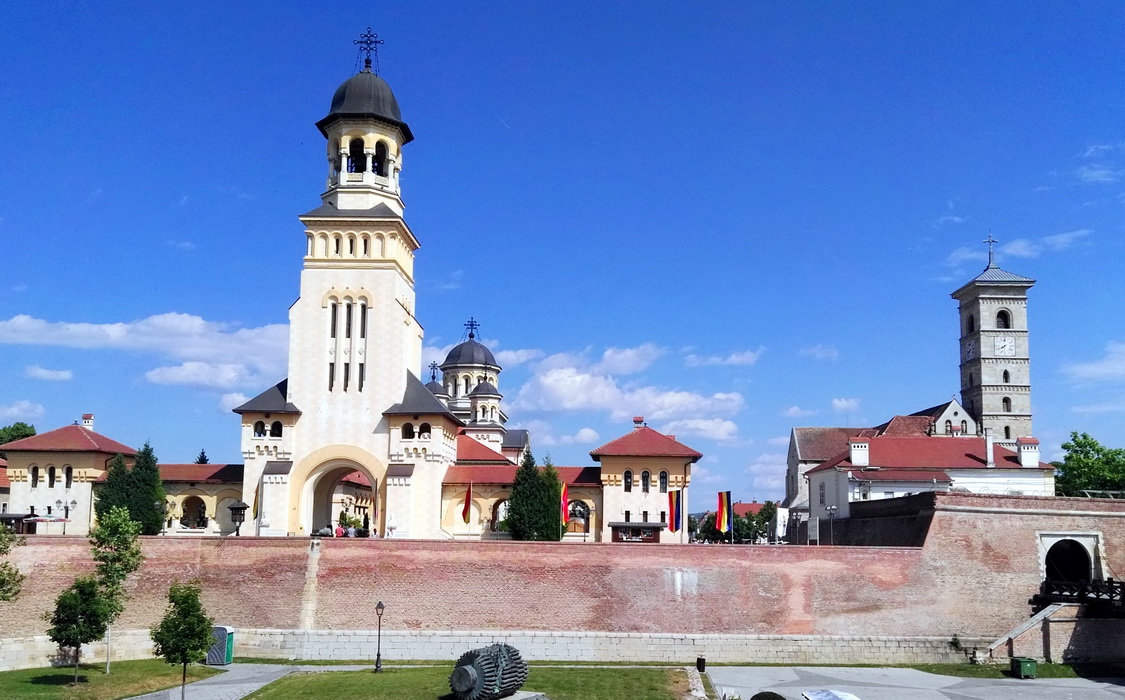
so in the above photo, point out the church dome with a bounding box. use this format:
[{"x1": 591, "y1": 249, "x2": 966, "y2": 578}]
[
  {"x1": 442, "y1": 337, "x2": 498, "y2": 368},
  {"x1": 425, "y1": 379, "x2": 448, "y2": 396},
  {"x1": 316, "y1": 63, "x2": 414, "y2": 142},
  {"x1": 469, "y1": 381, "x2": 500, "y2": 397}
]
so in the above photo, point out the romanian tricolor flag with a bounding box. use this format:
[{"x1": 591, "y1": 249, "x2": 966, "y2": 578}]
[
  {"x1": 716, "y1": 491, "x2": 733, "y2": 534},
  {"x1": 668, "y1": 489, "x2": 682, "y2": 533},
  {"x1": 561, "y1": 482, "x2": 569, "y2": 524},
  {"x1": 462, "y1": 481, "x2": 473, "y2": 524}
]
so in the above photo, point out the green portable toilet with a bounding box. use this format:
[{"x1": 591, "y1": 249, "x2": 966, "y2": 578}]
[{"x1": 206, "y1": 626, "x2": 235, "y2": 665}]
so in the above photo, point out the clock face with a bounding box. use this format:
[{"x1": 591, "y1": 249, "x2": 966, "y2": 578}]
[
  {"x1": 963, "y1": 339, "x2": 976, "y2": 360},
  {"x1": 995, "y1": 335, "x2": 1016, "y2": 356}
]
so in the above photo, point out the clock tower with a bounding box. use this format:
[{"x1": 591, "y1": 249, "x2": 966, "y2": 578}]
[{"x1": 951, "y1": 236, "x2": 1035, "y2": 446}]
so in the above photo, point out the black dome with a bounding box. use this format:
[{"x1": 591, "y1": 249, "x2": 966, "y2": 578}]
[
  {"x1": 425, "y1": 379, "x2": 448, "y2": 396},
  {"x1": 469, "y1": 381, "x2": 500, "y2": 397},
  {"x1": 316, "y1": 65, "x2": 414, "y2": 142},
  {"x1": 442, "y1": 338, "x2": 498, "y2": 368}
]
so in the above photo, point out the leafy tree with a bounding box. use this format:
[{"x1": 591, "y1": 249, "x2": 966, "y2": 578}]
[
  {"x1": 507, "y1": 451, "x2": 540, "y2": 540},
  {"x1": 90, "y1": 506, "x2": 144, "y2": 672},
  {"x1": 193, "y1": 449, "x2": 209, "y2": 465},
  {"x1": 0, "y1": 523, "x2": 26, "y2": 601},
  {"x1": 0, "y1": 421, "x2": 35, "y2": 458},
  {"x1": 151, "y1": 580, "x2": 214, "y2": 700},
  {"x1": 757, "y1": 501, "x2": 778, "y2": 542},
  {"x1": 46, "y1": 576, "x2": 113, "y2": 684},
  {"x1": 1055, "y1": 432, "x2": 1125, "y2": 496},
  {"x1": 129, "y1": 442, "x2": 167, "y2": 535},
  {"x1": 540, "y1": 454, "x2": 563, "y2": 541},
  {"x1": 94, "y1": 454, "x2": 133, "y2": 520}
]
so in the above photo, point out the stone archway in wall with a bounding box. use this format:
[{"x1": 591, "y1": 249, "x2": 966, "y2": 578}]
[
  {"x1": 1045, "y1": 539, "x2": 1092, "y2": 583},
  {"x1": 288, "y1": 445, "x2": 387, "y2": 536}
]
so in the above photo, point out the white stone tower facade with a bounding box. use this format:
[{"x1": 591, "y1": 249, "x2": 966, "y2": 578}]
[{"x1": 951, "y1": 240, "x2": 1035, "y2": 446}]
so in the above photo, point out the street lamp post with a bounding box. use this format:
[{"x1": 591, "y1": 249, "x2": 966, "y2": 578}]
[
  {"x1": 228, "y1": 501, "x2": 250, "y2": 536},
  {"x1": 55, "y1": 498, "x2": 77, "y2": 535},
  {"x1": 825, "y1": 505, "x2": 838, "y2": 545},
  {"x1": 374, "y1": 600, "x2": 385, "y2": 672}
]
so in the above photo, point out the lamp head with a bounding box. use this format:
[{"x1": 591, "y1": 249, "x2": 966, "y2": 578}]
[{"x1": 376, "y1": 600, "x2": 385, "y2": 617}]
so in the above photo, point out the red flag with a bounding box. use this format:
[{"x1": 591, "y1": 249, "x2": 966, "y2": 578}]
[
  {"x1": 561, "y1": 482, "x2": 569, "y2": 524},
  {"x1": 462, "y1": 481, "x2": 472, "y2": 524}
]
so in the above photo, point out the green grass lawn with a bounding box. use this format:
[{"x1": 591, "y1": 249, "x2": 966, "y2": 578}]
[
  {"x1": 910, "y1": 661, "x2": 1125, "y2": 679},
  {"x1": 0, "y1": 659, "x2": 220, "y2": 700},
  {"x1": 244, "y1": 666, "x2": 691, "y2": 700}
]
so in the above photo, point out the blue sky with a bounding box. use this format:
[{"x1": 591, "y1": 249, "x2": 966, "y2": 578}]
[{"x1": 2, "y1": 2, "x2": 1124, "y2": 503}]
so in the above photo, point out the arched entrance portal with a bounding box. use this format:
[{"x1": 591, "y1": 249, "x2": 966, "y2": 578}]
[
  {"x1": 181, "y1": 496, "x2": 207, "y2": 529},
  {"x1": 301, "y1": 462, "x2": 380, "y2": 537},
  {"x1": 1045, "y1": 539, "x2": 1091, "y2": 583}
]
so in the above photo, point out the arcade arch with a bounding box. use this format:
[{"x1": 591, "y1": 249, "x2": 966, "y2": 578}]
[{"x1": 289, "y1": 445, "x2": 386, "y2": 536}]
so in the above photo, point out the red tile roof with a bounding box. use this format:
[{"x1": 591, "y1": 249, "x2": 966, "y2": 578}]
[
  {"x1": 443, "y1": 464, "x2": 602, "y2": 486},
  {"x1": 807, "y1": 436, "x2": 1051, "y2": 475},
  {"x1": 110, "y1": 463, "x2": 244, "y2": 484},
  {"x1": 1, "y1": 425, "x2": 136, "y2": 456},
  {"x1": 733, "y1": 501, "x2": 775, "y2": 517},
  {"x1": 590, "y1": 426, "x2": 701, "y2": 461},
  {"x1": 455, "y1": 435, "x2": 512, "y2": 464},
  {"x1": 876, "y1": 415, "x2": 934, "y2": 437},
  {"x1": 340, "y1": 471, "x2": 372, "y2": 487},
  {"x1": 792, "y1": 427, "x2": 869, "y2": 461}
]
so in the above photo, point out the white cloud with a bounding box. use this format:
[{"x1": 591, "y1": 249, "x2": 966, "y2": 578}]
[
  {"x1": 25, "y1": 365, "x2": 73, "y2": 381},
  {"x1": 932, "y1": 215, "x2": 968, "y2": 228},
  {"x1": 145, "y1": 362, "x2": 261, "y2": 389},
  {"x1": 512, "y1": 366, "x2": 743, "y2": 422},
  {"x1": 1061, "y1": 342, "x2": 1125, "y2": 383},
  {"x1": 685, "y1": 347, "x2": 765, "y2": 367},
  {"x1": 1083, "y1": 143, "x2": 1125, "y2": 158},
  {"x1": 1002, "y1": 229, "x2": 1091, "y2": 258},
  {"x1": 782, "y1": 405, "x2": 817, "y2": 418},
  {"x1": 744, "y1": 452, "x2": 787, "y2": 494},
  {"x1": 510, "y1": 420, "x2": 600, "y2": 448},
  {"x1": 494, "y1": 348, "x2": 544, "y2": 367},
  {"x1": 1077, "y1": 164, "x2": 1122, "y2": 183},
  {"x1": 437, "y1": 270, "x2": 463, "y2": 291},
  {"x1": 832, "y1": 397, "x2": 861, "y2": 413},
  {"x1": 659, "y1": 418, "x2": 739, "y2": 442},
  {"x1": 573, "y1": 427, "x2": 600, "y2": 443},
  {"x1": 219, "y1": 393, "x2": 249, "y2": 412},
  {"x1": 689, "y1": 464, "x2": 724, "y2": 485},
  {"x1": 166, "y1": 240, "x2": 195, "y2": 250},
  {"x1": 0, "y1": 313, "x2": 288, "y2": 391},
  {"x1": 767, "y1": 436, "x2": 790, "y2": 446},
  {"x1": 594, "y1": 344, "x2": 664, "y2": 374},
  {"x1": 799, "y1": 344, "x2": 838, "y2": 361},
  {"x1": 0, "y1": 400, "x2": 45, "y2": 420},
  {"x1": 946, "y1": 246, "x2": 987, "y2": 266}
]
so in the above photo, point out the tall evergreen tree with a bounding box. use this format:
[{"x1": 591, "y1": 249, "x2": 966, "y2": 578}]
[
  {"x1": 193, "y1": 449, "x2": 209, "y2": 465},
  {"x1": 129, "y1": 442, "x2": 167, "y2": 536},
  {"x1": 94, "y1": 454, "x2": 133, "y2": 520},
  {"x1": 507, "y1": 451, "x2": 539, "y2": 540},
  {"x1": 540, "y1": 454, "x2": 563, "y2": 541}
]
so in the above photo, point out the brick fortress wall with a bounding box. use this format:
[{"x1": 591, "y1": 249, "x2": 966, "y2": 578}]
[{"x1": 2, "y1": 493, "x2": 1123, "y2": 668}]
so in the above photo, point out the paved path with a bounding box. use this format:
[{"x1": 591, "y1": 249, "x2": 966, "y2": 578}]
[
  {"x1": 127, "y1": 663, "x2": 371, "y2": 700},
  {"x1": 707, "y1": 665, "x2": 1125, "y2": 700}
]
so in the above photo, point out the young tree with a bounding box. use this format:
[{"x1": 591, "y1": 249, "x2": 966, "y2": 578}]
[
  {"x1": 151, "y1": 580, "x2": 214, "y2": 700},
  {"x1": 1055, "y1": 432, "x2": 1125, "y2": 495},
  {"x1": 0, "y1": 523, "x2": 26, "y2": 601},
  {"x1": 46, "y1": 576, "x2": 113, "y2": 684},
  {"x1": 0, "y1": 421, "x2": 35, "y2": 458},
  {"x1": 193, "y1": 449, "x2": 209, "y2": 465},
  {"x1": 757, "y1": 501, "x2": 778, "y2": 542},
  {"x1": 90, "y1": 506, "x2": 144, "y2": 673},
  {"x1": 507, "y1": 451, "x2": 539, "y2": 540},
  {"x1": 95, "y1": 454, "x2": 134, "y2": 520},
  {"x1": 129, "y1": 442, "x2": 167, "y2": 535},
  {"x1": 540, "y1": 455, "x2": 563, "y2": 541}
]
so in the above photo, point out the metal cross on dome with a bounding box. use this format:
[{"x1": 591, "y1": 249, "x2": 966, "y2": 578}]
[
  {"x1": 429, "y1": 361, "x2": 440, "y2": 381},
  {"x1": 354, "y1": 27, "x2": 384, "y2": 74},
  {"x1": 464, "y1": 317, "x2": 480, "y2": 339},
  {"x1": 983, "y1": 231, "x2": 999, "y2": 266}
]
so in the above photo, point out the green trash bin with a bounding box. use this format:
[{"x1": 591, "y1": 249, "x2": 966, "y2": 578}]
[{"x1": 1011, "y1": 656, "x2": 1037, "y2": 679}]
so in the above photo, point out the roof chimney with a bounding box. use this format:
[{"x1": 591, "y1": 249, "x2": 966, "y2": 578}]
[
  {"x1": 633, "y1": 416, "x2": 644, "y2": 429},
  {"x1": 1017, "y1": 437, "x2": 1040, "y2": 468},
  {"x1": 849, "y1": 437, "x2": 870, "y2": 467},
  {"x1": 984, "y1": 427, "x2": 995, "y2": 468},
  {"x1": 81, "y1": 414, "x2": 94, "y2": 432}
]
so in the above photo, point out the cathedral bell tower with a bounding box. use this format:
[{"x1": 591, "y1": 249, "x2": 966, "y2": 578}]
[{"x1": 951, "y1": 236, "x2": 1035, "y2": 446}]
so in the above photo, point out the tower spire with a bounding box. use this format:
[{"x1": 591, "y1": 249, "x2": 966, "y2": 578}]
[
  {"x1": 353, "y1": 27, "x2": 384, "y2": 75},
  {"x1": 983, "y1": 231, "x2": 998, "y2": 268},
  {"x1": 464, "y1": 317, "x2": 480, "y2": 340}
]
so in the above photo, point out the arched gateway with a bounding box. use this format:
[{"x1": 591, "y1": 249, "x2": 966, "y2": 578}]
[{"x1": 301, "y1": 460, "x2": 381, "y2": 535}]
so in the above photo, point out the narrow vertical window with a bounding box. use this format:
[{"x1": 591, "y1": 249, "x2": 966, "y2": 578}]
[
  {"x1": 343, "y1": 363, "x2": 350, "y2": 391},
  {"x1": 641, "y1": 470, "x2": 650, "y2": 494},
  {"x1": 624, "y1": 510, "x2": 631, "y2": 523},
  {"x1": 31, "y1": 466, "x2": 39, "y2": 488},
  {"x1": 1002, "y1": 397, "x2": 1012, "y2": 412},
  {"x1": 360, "y1": 303, "x2": 367, "y2": 338},
  {"x1": 329, "y1": 362, "x2": 335, "y2": 391},
  {"x1": 660, "y1": 510, "x2": 666, "y2": 524},
  {"x1": 659, "y1": 471, "x2": 668, "y2": 493},
  {"x1": 358, "y1": 362, "x2": 365, "y2": 391},
  {"x1": 1005, "y1": 426, "x2": 1012, "y2": 440},
  {"x1": 270, "y1": 421, "x2": 283, "y2": 437},
  {"x1": 65, "y1": 466, "x2": 73, "y2": 489},
  {"x1": 48, "y1": 466, "x2": 56, "y2": 488},
  {"x1": 330, "y1": 303, "x2": 338, "y2": 339},
  {"x1": 345, "y1": 303, "x2": 353, "y2": 339},
  {"x1": 363, "y1": 238, "x2": 369, "y2": 256},
  {"x1": 642, "y1": 510, "x2": 649, "y2": 523},
  {"x1": 624, "y1": 470, "x2": 633, "y2": 493}
]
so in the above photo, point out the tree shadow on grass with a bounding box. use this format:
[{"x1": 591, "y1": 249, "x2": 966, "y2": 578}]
[{"x1": 28, "y1": 673, "x2": 87, "y2": 686}]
